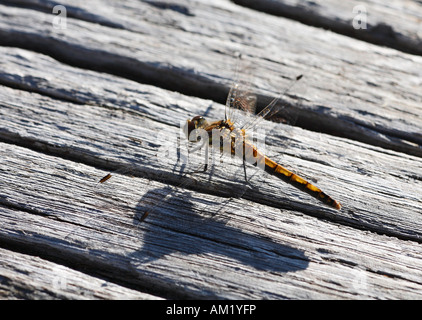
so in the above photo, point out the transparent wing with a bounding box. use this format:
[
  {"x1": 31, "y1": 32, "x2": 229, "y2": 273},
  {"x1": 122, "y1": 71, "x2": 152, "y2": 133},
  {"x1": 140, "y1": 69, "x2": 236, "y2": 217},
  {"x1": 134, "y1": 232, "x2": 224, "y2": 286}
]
[
  {"x1": 240, "y1": 74, "x2": 303, "y2": 132},
  {"x1": 225, "y1": 55, "x2": 257, "y2": 128},
  {"x1": 226, "y1": 81, "x2": 257, "y2": 114},
  {"x1": 225, "y1": 55, "x2": 303, "y2": 133}
]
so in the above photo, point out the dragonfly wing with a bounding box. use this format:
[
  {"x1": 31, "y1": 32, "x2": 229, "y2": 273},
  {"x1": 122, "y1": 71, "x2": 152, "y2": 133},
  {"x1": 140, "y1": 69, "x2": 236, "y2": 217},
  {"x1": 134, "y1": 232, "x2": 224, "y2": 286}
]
[
  {"x1": 226, "y1": 83, "x2": 257, "y2": 112},
  {"x1": 241, "y1": 74, "x2": 303, "y2": 132},
  {"x1": 241, "y1": 96, "x2": 279, "y2": 132},
  {"x1": 225, "y1": 58, "x2": 258, "y2": 128}
]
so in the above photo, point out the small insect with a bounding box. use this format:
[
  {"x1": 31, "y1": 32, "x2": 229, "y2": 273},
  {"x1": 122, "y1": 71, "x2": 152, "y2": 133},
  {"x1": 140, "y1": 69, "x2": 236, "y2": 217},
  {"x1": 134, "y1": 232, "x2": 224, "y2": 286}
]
[
  {"x1": 139, "y1": 210, "x2": 150, "y2": 222},
  {"x1": 99, "y1": 173, "x2": 112, "y2": 184},
  {"x1": 98, "y1": 57, "x2": 341, "y2": 217},
  {"x1": 185, "y1": 66, "x2": 341, "y2": 210}
]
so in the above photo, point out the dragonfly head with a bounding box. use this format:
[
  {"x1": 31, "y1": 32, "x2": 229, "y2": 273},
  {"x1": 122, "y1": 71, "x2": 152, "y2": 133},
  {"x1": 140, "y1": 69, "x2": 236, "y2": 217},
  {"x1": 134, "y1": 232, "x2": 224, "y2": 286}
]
[{"x1": 185, "y1": 116, "x2": 208, "y2": 142}]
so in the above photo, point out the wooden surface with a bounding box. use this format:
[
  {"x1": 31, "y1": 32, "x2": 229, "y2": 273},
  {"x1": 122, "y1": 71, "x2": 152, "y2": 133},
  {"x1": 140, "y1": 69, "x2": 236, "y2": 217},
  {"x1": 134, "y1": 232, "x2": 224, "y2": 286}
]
[
  {"x1": 0, "y1": 0, "x2": 421, "y2": 299},
  {"x1": 235, "y1": 0, "x2": 422, "y2": 55}
]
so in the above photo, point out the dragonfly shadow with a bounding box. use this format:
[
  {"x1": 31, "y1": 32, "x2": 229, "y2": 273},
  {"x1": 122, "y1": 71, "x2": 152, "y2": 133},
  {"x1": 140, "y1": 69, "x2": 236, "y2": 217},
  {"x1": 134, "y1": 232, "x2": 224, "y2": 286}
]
[{"x1": 131, "y1": 187, "x2": 309, "y2": 273}]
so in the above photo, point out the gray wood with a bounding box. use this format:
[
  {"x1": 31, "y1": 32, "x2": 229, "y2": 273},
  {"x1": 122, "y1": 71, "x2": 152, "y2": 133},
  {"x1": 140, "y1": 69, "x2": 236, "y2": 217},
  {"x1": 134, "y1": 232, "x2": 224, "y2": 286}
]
[
  {"x1": 0, "y1": 46, "x2": 421, "y2": 298},
  {"x1": 0, "y1": 247, "x2": 160, "y2": 299},
  {"x1": 0, "y1": 1, "x2": 421, "y2": 157},
  {"x1": 1, "y1": 47, "x2": 421, "y2": 242},
  {"x1": 1, "y1": 143, "x2": 422, "y2": 299},
  {"x1": 0, "y1": 0, "x2": 421, "y2": 300},
  {"x1": 235, "y1": 0, "x2": 422, "y2": 55}
]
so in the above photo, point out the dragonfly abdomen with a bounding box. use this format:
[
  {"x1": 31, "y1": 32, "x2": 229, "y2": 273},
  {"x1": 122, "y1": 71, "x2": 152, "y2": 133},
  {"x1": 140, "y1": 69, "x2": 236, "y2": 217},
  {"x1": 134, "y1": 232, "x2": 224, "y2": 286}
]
[
  {"x1": 211, "y1": 127, "x2": 341, "y2": 210},
  {"x1": 264, "y1": 156, "x2": 341, "y2": 210}
]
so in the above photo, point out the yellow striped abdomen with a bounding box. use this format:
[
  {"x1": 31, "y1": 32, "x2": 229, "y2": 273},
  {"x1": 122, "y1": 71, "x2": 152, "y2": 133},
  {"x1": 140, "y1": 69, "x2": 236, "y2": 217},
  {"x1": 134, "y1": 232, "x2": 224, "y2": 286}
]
[{"x1": 263, "y1": 156, "x2": 341, "y2": 209}]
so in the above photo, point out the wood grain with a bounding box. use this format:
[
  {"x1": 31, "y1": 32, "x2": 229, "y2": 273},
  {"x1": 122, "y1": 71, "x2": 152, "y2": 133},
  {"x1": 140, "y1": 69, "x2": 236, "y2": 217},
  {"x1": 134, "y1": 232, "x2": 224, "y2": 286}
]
[
  {"x1": 1, "y1": 143, "x2": 422, "y2": 299},
  {"x1": 0, "y1": 247, "x2": 160, "y2": 299},
  {"x1": 0, "y1": 1, "x2": 421, "y2": 156},
  {"x1": 0, "y1": 0, "x2": 421, "y2": 299},
  {"x1": 1, "y1": 46, "x2": 421, "y2": 239},
  {"x1": 235, "y1": 0, "x2": 422, "y2": 55}
]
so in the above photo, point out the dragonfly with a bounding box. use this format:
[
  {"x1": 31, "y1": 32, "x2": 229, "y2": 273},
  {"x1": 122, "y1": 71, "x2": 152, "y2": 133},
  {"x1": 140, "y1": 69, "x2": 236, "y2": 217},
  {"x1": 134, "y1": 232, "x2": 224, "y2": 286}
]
[{"x1": 185, "y1": 65, "x2": 341, "y2": 210}]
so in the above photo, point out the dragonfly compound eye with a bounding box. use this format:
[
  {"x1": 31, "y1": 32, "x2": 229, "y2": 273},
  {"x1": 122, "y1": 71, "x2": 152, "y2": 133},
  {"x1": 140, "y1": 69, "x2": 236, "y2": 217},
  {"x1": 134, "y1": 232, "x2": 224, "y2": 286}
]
[
  {"x1": 185, "y1": 116, "x2": 208, "y2": 142},
  {"x1": 185, "y1": 118, "x2": 200, "y2": 142},
  {"x1": 191, "y1": 115, "x2": 204, "y2": 124},
  {"x1": 184, "y1": 119, "x2": 195, "y2": 139}
]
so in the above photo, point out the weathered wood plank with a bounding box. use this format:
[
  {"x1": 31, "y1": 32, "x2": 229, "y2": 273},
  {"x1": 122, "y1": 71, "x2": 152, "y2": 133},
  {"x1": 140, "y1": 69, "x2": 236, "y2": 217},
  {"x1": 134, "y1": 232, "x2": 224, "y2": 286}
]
[
  {"x1": 0, "y1": 1, "x2": 421, "y2": 157},
  {"x1": 0, "y1": 47, "x2": 421, "y2": 242},
  {"x1": 234, "y1": 0, "x2": 422, "y2": 55},
  {"x1": 0, "y1": 0, "x2": 421, "y2": 300},
  {"x1": 1, "y1": 143, "x2": 422, "y2": 299},
  {"x1": 0, "y1": 247, "x2": 160, "y2": 299}
]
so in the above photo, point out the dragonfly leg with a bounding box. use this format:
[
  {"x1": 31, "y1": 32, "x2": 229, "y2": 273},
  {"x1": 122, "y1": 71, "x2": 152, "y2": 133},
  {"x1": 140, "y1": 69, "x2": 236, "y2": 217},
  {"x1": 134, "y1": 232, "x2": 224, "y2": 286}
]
[
  {"x1": 190, "y1": 142, "x2": 209, "y2": 174},
  {"x1": 242, "y1": 157, "x2": 254, "y2": 189},
  {"x1": 191, "y1": 163, "x2": 207, "y2": 174},
  {"x1": 243, "y1": 157, "x2": 248, "y2": 181},
  {"x1": 203, "y1": 142, "x2": 209, "y2": 172}
]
